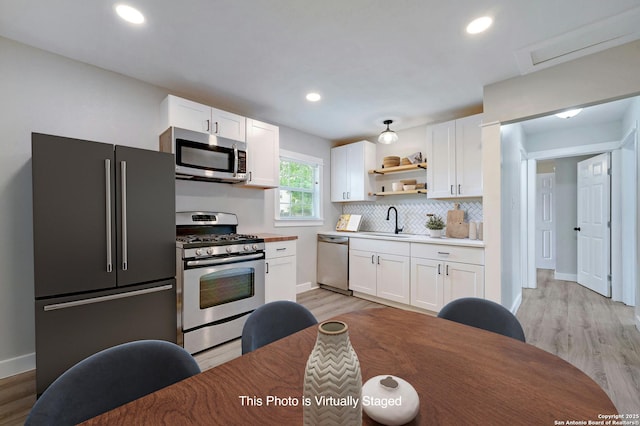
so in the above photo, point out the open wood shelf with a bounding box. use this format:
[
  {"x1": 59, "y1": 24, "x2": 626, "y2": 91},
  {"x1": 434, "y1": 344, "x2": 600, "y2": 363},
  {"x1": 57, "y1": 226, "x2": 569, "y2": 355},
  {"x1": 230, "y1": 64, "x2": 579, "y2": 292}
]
[
  {"x1": 369, "y1": 162, "x2": 427, "y2": 174},
  {"x1": 369, "y1": 189, "x2": 428, "y2": 196}
]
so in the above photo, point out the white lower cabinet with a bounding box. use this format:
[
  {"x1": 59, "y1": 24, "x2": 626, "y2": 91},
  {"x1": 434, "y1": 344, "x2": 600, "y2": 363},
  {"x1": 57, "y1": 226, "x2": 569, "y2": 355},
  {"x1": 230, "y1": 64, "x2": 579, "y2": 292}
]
[
  {"x1": 265, "y1": 240, "x2": 297, "y2": 303},
  {"x1": 410, "y1": 243, "x2": 484, "y2": 312},
  {"x1": 349, "y1": 239, "x2": 410, "y2": 304}
]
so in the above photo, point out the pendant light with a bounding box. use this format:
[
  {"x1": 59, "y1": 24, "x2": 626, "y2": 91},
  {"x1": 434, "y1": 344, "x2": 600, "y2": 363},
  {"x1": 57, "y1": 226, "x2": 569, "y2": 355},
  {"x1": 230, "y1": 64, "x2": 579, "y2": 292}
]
[{"x1": 378, "y1": 120, "x2": 398, "y2": 144}]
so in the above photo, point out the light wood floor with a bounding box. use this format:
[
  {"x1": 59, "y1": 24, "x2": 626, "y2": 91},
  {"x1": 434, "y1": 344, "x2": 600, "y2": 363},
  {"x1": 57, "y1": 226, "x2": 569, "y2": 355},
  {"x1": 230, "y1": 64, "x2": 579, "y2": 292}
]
[
  {"x1": 2, "y1": 279, "x2": 639, "y2": 424},
  {"x1": 516, "y1": 269, "x2": 640, "y2": 414}
]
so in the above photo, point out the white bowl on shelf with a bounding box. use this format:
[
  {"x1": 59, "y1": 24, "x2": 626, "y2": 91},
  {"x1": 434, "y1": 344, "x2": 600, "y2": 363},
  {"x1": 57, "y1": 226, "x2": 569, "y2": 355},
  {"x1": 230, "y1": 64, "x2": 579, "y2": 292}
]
[
  {"x1": 403, "y1": 185, "x2": 416, "y2": 191},
  {"x1": 392, "y1": 182, "x2": 403, "y2": 192}
]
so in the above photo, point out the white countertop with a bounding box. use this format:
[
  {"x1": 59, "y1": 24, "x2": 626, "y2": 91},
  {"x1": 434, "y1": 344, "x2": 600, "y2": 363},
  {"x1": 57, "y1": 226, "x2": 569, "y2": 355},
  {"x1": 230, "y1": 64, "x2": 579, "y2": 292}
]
[{"x1": 319, "y1": 230, "x2": 485, "y2": 247}]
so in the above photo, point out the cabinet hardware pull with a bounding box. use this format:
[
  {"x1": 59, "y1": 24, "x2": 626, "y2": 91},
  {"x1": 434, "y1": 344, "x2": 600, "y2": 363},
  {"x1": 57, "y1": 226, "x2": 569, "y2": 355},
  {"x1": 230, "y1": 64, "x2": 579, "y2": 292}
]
[
  {"x1": 573, "y1": 227, "x2": 581, "y2": 231},
  {"x1": 347, "y1": 192, "x2": 350, "y2": 199},
  {"x1": 214, "y1": 121, "x2": 219, "y2": 134},
  {"x1": 121, "y1": 161, "x2": 128, "y2": 271},
  {"x1": 377, "y1": 256, "x2": 380, "y2": 265},
  {"x1": 105, "y1": 159, "x2": 112, "y2": 273},
  {"x1": 43, "y1": 284, "x2": 173, "y2": 311},
  {"x1": 438, "y1": 264, "x2": 441, "y2": 275},
  {"x1": 266, "y1": 262, "x2": 269, "y2": 274},
  {"x1": 371, "y1": 255, "x2": 374, "y2": 264},
  {"x1": 343, "y1": 192, "x2": 346, "y2": 199},
  {"x1": 276, "y1": 247, "x2": 287, "y2": 251},
  {"x1": 437, "y1": 251, "x2": 450, "y2": 255},
  {"x1": 450, "y1": 185, "x2": 454, "y2": 195},
  {"x1": 458, "y1": 184, "x2": 461, "y2": 194},
  {"x1": 206, "y1": 119, "x2": 210, "y2": 132},
  {"x1": 446, "y1": 265, "x2": 449, "y2": 276}
]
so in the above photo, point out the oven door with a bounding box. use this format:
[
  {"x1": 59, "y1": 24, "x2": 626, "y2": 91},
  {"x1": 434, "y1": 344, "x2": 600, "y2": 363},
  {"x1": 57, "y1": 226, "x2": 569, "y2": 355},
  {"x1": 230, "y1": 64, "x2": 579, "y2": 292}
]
[{"x1": 182, "y1": 255, "x2": 265, "y2": 331}]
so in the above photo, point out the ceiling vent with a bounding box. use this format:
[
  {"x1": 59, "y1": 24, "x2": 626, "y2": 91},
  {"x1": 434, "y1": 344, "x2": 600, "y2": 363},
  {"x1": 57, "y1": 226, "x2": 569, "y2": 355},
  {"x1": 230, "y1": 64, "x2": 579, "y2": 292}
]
[{"x1": 514, "y1": 7, "x2": 640, "y2": 75}]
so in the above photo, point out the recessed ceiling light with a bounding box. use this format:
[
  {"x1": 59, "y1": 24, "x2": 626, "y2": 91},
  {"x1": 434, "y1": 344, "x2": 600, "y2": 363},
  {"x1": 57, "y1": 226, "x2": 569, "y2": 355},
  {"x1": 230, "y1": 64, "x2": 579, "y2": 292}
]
[
  {"x1": 306, "y1": 92, "x2": 321, "y2": 102},
  {"x1": 555, "y1": 108, "x2": 583, "y2": 119},
  {"x1": 115, "y1": 4, "x2": 145, "y2": 24},
  {"x1": 466, "y1": 16, "x2": 492, "y2": 34}
]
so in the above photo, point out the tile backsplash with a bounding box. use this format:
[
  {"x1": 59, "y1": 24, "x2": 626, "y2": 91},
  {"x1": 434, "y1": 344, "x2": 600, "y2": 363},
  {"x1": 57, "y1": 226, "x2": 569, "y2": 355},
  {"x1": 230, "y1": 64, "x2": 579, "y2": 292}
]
[{"x1": 343, "y1": 199, "x2": 483, "y2": 235}]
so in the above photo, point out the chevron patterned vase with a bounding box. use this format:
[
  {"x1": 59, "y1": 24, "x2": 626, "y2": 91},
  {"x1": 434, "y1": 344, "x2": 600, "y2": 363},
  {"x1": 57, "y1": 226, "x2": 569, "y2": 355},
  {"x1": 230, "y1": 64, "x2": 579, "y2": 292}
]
[{"x1": 303, "y1": 321, "x2": 362, "y2": 426}]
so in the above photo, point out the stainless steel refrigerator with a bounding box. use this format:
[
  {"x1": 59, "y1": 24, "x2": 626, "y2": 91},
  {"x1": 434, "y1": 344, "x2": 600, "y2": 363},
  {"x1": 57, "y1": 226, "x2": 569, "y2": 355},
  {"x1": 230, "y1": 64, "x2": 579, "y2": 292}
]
[{"x1": 32, "y1": 133, "x2": 177, "y2": 395}]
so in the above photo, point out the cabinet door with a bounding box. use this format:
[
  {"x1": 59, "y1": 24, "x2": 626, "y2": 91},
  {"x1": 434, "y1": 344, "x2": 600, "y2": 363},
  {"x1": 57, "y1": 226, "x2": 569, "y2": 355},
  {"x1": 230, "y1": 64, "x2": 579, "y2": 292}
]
[
  {"x1": 115, "y1": 146, "x2": 176, "y2": 286},
  {"x1": 245, "y1": 119, "x2": 279, "y2": 188},
  {"x1": 349, "y1": 249, "x2": 377, "y2": 295},
  {"x1": 166, "y1": 95, "x2": 211, "y2": 133},
  {"x1": 376, "y1": 254, "x2": 411, "y2": 304},
  {"x1": 331, "y1": 145, "x2": 348, "y2": 202},
  {"x1": 265, "y1": 256, "x2": 297, "y2": 303},
  {"x1": 346, "y1": 143, "x2": 365, "y2": 200},
  {"x1": 443, "y1": 262, "x2": 484, "y2": 304},
  {"x1": 410, "y1": 257, "x2": 444, "y2": 312},
  {"x1": 32, "y1": 134, "x2": 116, "y2": 298},
  {"x1": 427, "y1": 121, "x2": 456, "y2": 198},
  {"x1": 211, "y1": 107, "x2": 246, "y2": 142},
  {"x1": 455, "y1": 114, "x2": 483, "y2": 197}
]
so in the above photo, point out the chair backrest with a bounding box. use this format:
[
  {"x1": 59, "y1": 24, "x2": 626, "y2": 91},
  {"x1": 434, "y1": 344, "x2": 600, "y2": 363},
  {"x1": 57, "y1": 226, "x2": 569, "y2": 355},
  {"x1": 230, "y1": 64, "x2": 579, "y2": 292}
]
[
  {"x1": 437, "y1": 297, "x2": 526, "y2": 342},
  {"x1": 242, "y1": 300, "x2": 318, "y2": 354},
  {"x1": 25, "y1": 340, "x2": 201, "y2": 425}
]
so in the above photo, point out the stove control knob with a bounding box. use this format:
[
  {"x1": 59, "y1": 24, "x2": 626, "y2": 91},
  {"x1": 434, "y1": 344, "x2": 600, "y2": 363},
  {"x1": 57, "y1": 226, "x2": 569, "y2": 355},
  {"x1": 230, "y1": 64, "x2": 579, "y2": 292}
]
[
  {"x1": 252, "y1": 244, "x2": 259, "y2": 250},
  {"x1": 226, "y1": 247, "x2": 233, "y2": 253},
  {"x1": 206, "y1": 247, "x2": 215, "y2": 255},
  {"x1": 195, "y1": 248, "x2": 204, "y2": 256},
  {"x1": 244, "y1": 245, "x2": 250, "y2": 251}
]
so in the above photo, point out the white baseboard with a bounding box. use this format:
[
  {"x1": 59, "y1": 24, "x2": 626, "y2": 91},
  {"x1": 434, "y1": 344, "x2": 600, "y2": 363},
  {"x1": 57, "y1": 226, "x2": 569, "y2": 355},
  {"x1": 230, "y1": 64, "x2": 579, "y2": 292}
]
[
  {"x1": 510, "y1": 292, "x2": 522, "y2": 315},
  {"x1": 0, "y1": 352, "x2": 35, "y2": 380},
  {"x1": 296, "y1": 281, "x2": 316, "y2": 294},
  {"x1": 554, "y1": 272, "x2": 578, "y2": 282}
]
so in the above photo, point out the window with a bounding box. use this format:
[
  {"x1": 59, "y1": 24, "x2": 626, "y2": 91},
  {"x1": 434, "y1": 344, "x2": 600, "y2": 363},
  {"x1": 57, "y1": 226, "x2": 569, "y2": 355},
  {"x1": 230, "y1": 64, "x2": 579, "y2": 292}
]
[{"x1": 275, "y1": 149, "x2": 323, "y2": 226}]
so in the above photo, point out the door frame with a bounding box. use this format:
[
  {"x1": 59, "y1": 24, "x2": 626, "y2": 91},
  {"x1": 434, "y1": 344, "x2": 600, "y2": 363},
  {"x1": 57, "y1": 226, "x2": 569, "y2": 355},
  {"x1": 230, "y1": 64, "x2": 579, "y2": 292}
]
[{"x1": 523, "y1": 139, "x2": 622, "y2": 290}]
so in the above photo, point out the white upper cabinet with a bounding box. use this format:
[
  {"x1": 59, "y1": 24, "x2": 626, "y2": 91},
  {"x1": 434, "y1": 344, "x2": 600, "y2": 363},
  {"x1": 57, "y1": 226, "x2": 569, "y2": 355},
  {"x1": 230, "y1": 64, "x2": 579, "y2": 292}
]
[
  {"x1": 161, "y1": 95, "x2": 246, "y2": 142},
  {"x1": 427, "y1": 113, "x2": 482, "y2": 198},
  {"x1": 330, "y1": 141, "x2": 376, "y2": 202},
  {"x1": 244, "y1": 119, "x2": 279, "y2": 188}
]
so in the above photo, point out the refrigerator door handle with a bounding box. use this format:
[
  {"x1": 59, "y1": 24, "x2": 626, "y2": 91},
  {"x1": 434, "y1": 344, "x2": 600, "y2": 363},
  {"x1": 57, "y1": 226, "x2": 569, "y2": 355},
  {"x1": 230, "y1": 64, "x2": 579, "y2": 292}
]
[
  {"x1": 105, "y1": 159, "x2": 113, "y2": 273},
  {"x1": 43, "y1": 284, "x2": 173, "y2": 311},
  {"x1": 121, "y1": 161, "x2": 128, "y2": 271}
]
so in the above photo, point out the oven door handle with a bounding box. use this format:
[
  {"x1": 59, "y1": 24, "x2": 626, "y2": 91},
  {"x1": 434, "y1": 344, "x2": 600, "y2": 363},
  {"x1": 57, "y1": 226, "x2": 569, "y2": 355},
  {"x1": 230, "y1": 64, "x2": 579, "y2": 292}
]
[{"x1": 186, "y1": 252, "x2": 264, "y2": 267}]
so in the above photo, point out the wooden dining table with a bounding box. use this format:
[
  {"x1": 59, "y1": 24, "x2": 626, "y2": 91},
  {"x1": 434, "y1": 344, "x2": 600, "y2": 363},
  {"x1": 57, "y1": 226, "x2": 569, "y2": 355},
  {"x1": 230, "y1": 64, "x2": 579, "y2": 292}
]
[{"x1": 83, "y1": 307, "x2": 617, "y2": 425}]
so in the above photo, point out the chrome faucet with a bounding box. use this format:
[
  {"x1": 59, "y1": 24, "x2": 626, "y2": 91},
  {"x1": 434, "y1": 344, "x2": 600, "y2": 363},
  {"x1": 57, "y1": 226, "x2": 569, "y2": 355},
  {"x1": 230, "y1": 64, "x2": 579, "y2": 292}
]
[{"x1": 386, "y1": 206, "x2": 403, "y2": 234}]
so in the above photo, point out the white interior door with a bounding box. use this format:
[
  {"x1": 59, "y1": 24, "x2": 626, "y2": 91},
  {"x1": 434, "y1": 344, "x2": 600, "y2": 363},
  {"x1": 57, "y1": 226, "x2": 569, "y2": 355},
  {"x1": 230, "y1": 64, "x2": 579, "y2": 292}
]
[
  {"x1": 577, "y1": 153, "x2": 611, "y2": 297},
  {"x1": 536, "y1": 173, "x2": 556, "y2": 269}
]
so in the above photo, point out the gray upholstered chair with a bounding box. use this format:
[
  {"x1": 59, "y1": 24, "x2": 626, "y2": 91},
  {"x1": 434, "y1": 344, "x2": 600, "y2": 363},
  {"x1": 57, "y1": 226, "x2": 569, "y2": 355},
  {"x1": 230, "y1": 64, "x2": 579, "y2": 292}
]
[
  {"x1": 437, "y1": 297, "x2": 526, "y2": 342},
  {"x1": 25, "y1": 340, "x2": 201, "y2": 425},
  {"x1": 241, "y1": 300, "x2": 318, "y2": 354}
]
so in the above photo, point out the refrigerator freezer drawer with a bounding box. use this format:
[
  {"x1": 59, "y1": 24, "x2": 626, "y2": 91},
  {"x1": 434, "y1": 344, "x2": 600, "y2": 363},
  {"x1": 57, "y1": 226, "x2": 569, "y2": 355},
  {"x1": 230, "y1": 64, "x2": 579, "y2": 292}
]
[{"x1": 35, "y1": 279, "x2": 177, "y2": 396}]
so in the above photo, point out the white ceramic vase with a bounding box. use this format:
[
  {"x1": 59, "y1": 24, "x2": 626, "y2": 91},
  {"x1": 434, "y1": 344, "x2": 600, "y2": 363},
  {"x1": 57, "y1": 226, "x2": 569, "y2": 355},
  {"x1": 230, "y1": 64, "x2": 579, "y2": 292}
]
[{"x1": 303, "y1": 321, "x2": 362, "y2": 426}]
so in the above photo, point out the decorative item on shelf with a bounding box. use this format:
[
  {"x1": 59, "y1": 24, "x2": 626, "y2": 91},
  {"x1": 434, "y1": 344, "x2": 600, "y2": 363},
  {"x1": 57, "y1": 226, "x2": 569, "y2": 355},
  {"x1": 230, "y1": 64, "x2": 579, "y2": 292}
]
[
  {"x1": 362, "y1": 375, "x2": 420, "y2": 426},
  {"x1": 407, "y1": 152, "x2": 423, "y2": 164},
  {"x1": 303, "y1": 321, "x2": 362, "y2": 425},
  {"x1": 426, "y1": 214, "x2": 445, "y2": 238},
  {"x1": 469, "y1": 221, "x2": 477, "y2": 240},
  {"x1": 415, "y1": 183, "x2": 426, "y2": 189},
  {"x1": 391, "y1": 182, "x2": 403, "y2": 192},
  {"x1": 378, "y1": 120, "x2": 399, "y2": 144},
  {"x1": 403, "y1": 185, "x2": 416, "y2": 191},
  {"x1": 400, "y1": 157, "x2": 411, "y2": 165},
  {"x1": 477, "y1": 221, "x2": 483, "y2": 240},
  {"x1": 383, "y1": 156, "x2": 401, "y2": 168},
  {"x1": 400, "y1": 179, "x2": 417, "y2": 185}
]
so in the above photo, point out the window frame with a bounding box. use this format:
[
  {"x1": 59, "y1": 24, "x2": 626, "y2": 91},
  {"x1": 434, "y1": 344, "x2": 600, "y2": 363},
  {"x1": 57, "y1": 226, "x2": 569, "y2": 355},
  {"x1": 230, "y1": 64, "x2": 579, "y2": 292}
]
[{"x1": 274, "y1": 149, "x2": 324, "y2": 227}]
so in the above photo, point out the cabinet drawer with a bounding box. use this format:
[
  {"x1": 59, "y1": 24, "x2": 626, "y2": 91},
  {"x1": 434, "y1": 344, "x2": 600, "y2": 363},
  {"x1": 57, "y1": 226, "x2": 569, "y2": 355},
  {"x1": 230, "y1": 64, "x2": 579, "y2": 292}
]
[
  {"x1": 410, "y1": 243, "x2": 484, "y2": 265},
  {"x1": 266, "y1": 240, "x2": 297, "y2": 259},
  {"x1": 350, "y1": 238, "x2": 410, "y2": 256}
]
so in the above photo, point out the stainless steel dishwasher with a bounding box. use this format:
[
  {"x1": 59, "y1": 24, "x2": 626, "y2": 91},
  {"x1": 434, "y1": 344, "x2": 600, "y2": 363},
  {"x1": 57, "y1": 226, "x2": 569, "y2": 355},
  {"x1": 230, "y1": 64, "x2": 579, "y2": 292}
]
[{"x1": 317, "y1": 234, "x2": 351, "y2": 295}]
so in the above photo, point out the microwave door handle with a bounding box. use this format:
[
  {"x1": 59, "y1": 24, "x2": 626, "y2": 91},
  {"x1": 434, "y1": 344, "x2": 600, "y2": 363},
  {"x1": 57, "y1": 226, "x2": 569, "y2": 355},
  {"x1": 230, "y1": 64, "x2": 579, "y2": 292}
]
[{"x1": 233, "y1": 145, "x2": 238, "y2": 177}]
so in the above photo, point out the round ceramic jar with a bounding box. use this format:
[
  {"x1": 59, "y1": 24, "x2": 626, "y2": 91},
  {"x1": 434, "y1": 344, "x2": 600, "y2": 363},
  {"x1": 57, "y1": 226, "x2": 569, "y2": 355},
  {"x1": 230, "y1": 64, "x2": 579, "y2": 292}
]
[{"x1": 362, "y1": 375, "x2": 420, "y2": 425}]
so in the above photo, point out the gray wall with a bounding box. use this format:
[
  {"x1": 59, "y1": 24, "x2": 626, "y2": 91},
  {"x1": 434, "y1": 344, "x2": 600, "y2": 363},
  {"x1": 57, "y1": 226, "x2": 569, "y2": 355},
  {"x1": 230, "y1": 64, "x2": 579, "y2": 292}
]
[{"x1": 0, "y1": 36, "x2": 335, "y2": 377}]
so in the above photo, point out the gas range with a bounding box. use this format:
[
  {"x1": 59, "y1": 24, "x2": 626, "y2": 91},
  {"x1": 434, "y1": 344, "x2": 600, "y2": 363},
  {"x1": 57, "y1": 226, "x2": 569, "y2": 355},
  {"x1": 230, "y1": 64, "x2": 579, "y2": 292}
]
[
  {"x1": 176, "y1": 212, "x2": 265, "y2": 258},
  {"x1": 175, "y1": 211, "x2": 266, "y2": 354}
]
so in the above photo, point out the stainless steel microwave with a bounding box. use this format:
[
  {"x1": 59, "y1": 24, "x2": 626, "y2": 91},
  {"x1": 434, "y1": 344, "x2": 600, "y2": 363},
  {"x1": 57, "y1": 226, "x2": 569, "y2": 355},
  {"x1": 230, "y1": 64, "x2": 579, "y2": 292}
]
[{"x1": 159, "y1": 126, "x2": 247, "y2": 183}]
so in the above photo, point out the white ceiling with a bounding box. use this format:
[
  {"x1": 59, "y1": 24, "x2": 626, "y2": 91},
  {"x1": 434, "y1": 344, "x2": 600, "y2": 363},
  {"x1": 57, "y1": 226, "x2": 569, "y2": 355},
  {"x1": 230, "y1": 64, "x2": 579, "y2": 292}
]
[{"x1": 1, "y1": 1, "x2": 639, "y2": 141}]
